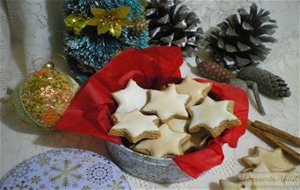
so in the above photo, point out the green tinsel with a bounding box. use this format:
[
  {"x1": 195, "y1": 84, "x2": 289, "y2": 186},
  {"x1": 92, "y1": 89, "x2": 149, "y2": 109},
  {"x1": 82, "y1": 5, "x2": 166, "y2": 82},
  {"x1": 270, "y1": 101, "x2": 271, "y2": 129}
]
[{"x1": 64, "y1": 0, "x2": 149, "y2": 83}]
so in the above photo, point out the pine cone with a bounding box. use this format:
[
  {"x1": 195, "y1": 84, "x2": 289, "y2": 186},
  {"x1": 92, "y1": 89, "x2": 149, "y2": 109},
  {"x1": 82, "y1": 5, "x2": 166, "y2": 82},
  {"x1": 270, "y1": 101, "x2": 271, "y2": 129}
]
[
  {"x1": 145, "y1": 0, "x2": 203, "y2": 56},
  {"x1": 196, "y1": 60, "x2": 235, "y2": 83},
  {"x1": 205, "y1": 3, "x2": 277, "y2": 70},
  {"x1": 238, "y1": 66, "x2": 291, "y2": 98}
]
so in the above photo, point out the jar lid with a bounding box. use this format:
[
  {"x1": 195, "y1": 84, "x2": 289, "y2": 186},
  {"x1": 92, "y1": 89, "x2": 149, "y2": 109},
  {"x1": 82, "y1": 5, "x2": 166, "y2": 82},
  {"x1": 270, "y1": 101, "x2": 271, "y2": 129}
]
[{"x1": 0, "y1": 148, "x2": 130, "y2": 190}]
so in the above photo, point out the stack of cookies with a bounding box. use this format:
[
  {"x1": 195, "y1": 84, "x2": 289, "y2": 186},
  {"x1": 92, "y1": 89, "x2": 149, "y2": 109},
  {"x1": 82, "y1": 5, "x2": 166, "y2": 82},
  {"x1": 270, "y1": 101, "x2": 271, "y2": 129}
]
[{"x1": 109, "y1": 77, "x2": 241, "y2": 158}]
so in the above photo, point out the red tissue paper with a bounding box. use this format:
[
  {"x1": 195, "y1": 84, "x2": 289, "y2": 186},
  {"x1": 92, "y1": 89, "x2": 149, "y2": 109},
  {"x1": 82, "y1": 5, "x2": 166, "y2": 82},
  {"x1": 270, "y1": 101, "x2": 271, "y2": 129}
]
[{"x1": 55, "y1": 46, "x2": 249, "y2": 179}]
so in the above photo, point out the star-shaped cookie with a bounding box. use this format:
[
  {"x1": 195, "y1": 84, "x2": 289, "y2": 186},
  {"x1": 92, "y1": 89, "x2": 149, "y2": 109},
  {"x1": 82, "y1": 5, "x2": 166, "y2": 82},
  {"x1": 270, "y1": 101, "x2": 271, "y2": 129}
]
[
  {"x1": 134, "y1": 124, "x2": 189, "y2": 157},
  {"x1": 188, "y1": 96, "x2": 241, "y2": 137},
  {"x1": 176, "y1": 76, "x2": 212, "y2": 107},
  {"x1": 238, "y1": 162, "x2": 293, "y2": 189},
  {"x1": 112, "y1": 79, "x2": 147, "y2": 114},
  {"x1": 251, "y1": 162, "x2": 270, "y2": 172},
  {"x1": 142, "y1": 84, "x2": 189, "y2": 122},
  {"x1": 109, "y1": 110, "x2": 160, "y2": 143},
  {"x1": 241, "y1": 147, "x2": 295, "y2": 172},
  {"x1": 219, "y1": 180, "x2": 250, "y2": 190},
  {"x1": 166, "y1": 118, "x2": 187, "y2": 133}
]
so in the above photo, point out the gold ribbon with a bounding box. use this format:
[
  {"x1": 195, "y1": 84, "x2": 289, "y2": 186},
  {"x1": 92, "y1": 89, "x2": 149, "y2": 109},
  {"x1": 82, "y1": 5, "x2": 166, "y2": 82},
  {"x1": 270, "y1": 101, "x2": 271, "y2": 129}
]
[
  {"x1": 64, "y1": 14, "x2": 88, "y2": 36},
  {"x1": 86, "y1": 6, "x2": 132, "y2": 38},
  {"x1": 65, "y1": 6, "x2": 134, "y2": 38}
]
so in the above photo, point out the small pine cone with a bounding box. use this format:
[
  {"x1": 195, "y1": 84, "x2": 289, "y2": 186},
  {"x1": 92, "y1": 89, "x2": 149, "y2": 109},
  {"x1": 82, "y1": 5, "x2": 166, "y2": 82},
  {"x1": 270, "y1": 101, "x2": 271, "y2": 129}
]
[
  {"x1": 238, "y1": 66, "x2": 291, "y2": 98},
  {"x1": 196, "y1": 60, "x2": 235, "y2": 83}
]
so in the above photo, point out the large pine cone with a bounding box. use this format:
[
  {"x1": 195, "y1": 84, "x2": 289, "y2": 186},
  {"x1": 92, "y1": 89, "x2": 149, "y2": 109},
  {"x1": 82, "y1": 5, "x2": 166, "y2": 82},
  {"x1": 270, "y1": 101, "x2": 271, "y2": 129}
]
[
  {"x1": 238, "y1": 66, "x2": 291, "y2": 98},
  {"x1": 145, "y1": 0, "x2": 203, "y2": 56},
  {"x1": 205, "y1": 3, "x2": 277, "y2": 70}
]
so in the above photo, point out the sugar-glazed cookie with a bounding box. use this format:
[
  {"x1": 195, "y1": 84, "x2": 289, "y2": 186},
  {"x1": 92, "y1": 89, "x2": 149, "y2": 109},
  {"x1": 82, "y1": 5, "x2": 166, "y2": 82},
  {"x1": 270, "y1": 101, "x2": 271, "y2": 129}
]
[
  {"x1": 134, "y1": 124, "x2": 189, "y2": 157},
  {"x1": 112, "y1": 79, "x2": 147, "y2": 114},
  {"x1": 219, "y1": 180, "x2": 247, "y2": 190},
  {"x1": 176, "y1": 76, "x2": 212, "y2": 107},
  {"x1": 142, "y1": 84, "x2": 189, "y2": 122},
  {"x1": 109, "y1": 110, "x2": 160, "y2": 143},
  {"x1": 166, "y1": 118, "x2": 187, "y2": 133},
  {"x1": 188, "y1": 96, "x2": 241, "y2": 137},
  {"x1": 241, "y1": 147, "x2": 295, "y2": 172}
]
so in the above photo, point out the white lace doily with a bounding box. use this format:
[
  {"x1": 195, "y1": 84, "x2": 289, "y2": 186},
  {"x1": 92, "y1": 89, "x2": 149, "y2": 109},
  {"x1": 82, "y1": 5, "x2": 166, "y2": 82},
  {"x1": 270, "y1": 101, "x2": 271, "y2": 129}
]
[
  {"x1": 1, "y1": 1, "x2": 299, "y2": 189},
  {"x1": 0, "y1": 0, "x2": 11, "y2": 98}
]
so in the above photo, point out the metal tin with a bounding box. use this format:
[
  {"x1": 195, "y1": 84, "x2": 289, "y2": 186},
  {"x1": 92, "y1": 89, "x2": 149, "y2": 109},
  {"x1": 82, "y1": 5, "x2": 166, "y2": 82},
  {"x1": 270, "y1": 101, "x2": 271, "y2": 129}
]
[{"x1": 106, "y1": 142, "x2": 192, "y2": 183}]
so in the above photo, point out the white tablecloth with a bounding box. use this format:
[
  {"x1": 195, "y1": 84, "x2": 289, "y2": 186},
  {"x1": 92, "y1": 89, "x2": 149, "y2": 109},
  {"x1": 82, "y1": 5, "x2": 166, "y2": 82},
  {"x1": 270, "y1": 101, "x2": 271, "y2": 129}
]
[{"x1": 1, "y1": 0, "x2": 299, "y2": 189}]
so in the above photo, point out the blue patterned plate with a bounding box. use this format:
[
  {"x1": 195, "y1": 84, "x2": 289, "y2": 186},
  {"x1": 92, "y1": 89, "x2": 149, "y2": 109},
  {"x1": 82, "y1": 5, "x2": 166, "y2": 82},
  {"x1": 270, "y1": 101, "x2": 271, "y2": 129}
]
[{"x1": 0, "y1": 148, "x2": 130, "y2": 190}]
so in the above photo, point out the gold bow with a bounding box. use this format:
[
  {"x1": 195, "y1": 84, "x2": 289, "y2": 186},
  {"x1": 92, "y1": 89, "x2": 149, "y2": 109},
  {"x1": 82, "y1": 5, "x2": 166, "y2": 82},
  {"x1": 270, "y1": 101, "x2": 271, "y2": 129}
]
[
  {"x1": 86, "y1": 6, "x2": 132, "y2": 38},
  {"x1": 64, "y1": 14, "x2": 88, "y2": 36}
]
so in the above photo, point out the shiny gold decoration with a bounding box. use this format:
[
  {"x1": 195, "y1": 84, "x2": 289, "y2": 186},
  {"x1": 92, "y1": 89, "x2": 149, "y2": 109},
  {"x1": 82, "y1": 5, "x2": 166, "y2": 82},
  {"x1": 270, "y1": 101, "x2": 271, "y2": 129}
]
[
  {"x1": 86, "y1": 6, "x2": 132, "y2": 37},
  {"x1": 64, "y1": 14, "x2": 88, "y2": 36},
  {"x1": 43, "y1": 61, "x2": 55, "y2": 70},
  {"x1": 132, "y1": 17, "x2": 148, "y2": 34},
  {"x1": 20, "y1": 64, "x2": 77, "y2": 129}
]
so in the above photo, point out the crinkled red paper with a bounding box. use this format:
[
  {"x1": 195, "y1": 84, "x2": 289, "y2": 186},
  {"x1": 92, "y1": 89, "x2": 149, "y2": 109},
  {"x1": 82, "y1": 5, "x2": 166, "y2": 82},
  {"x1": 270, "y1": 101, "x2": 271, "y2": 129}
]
[{"x1": 55, "y1": 46, "x2": 249, "y2": 179}]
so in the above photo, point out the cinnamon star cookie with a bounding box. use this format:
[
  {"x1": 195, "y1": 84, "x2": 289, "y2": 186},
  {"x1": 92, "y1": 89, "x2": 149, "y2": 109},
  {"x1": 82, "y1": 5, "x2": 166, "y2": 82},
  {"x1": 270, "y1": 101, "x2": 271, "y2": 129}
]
[
  {"x1": 112, "y1": 79, "x2": 147, "y2": 114},
  {"x1": 134, "y1": 124, "x2": 189, "y2": 157},
  {"x1": 241, "y1": 147, "x2": 295, "y2": 172},
  {"x1": 166, "y1": 118, "x2": 187, "y2": 133},
  {"x1": 219, "y1": 180, "x2": 248, "y2": 190},
  {"x1": 142, "y1": 84, "x2": 189, "y2": 122},
  {"x1": 176, "y1": 76, "x2": 212, "y2": 107},
  {"x1": 109, "y1": 110, "x2": 160, "y2": 143},
  {"x1": 188, "y1": 96, "x2": 241, "y2": 137}
]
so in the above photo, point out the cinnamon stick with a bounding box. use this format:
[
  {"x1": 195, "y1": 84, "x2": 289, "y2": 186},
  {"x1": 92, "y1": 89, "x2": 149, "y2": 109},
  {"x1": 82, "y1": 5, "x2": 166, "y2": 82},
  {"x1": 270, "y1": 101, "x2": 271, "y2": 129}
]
[
  {"x1": 248, "y1": 121, "x2": 300, "y2": 163},
  {"x1": 253, "y1": 120, "x2": 300, "y2": 147}
]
